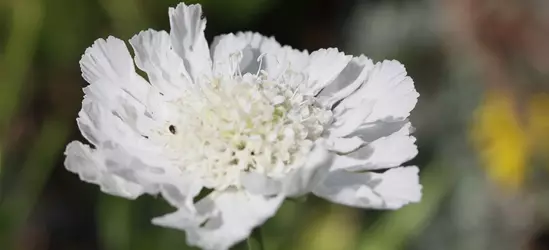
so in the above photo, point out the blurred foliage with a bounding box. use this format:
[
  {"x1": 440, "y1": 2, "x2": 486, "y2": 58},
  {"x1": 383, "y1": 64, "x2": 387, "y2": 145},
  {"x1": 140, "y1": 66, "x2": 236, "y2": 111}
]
[{"x1": 1, "y1": 0, "x2": 549, "y2": 250}]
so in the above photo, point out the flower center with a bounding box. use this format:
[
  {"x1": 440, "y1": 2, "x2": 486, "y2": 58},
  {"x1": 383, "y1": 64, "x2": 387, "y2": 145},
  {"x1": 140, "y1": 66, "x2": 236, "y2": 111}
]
[{"x1": 157, "y1": 73, "x2": 332, "y2": 190}]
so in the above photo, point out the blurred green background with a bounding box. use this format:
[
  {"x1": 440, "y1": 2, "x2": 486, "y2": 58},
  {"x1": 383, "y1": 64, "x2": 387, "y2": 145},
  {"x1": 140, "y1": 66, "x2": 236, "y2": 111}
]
[{"x1": 2, "y1": 0, "x2": 549, "y2": 249}]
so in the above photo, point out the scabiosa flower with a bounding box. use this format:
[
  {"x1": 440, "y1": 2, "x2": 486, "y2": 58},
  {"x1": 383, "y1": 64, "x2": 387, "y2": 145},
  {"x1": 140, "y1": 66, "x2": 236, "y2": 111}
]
[{"x1": 65, "y1": 2, "x2": 421, "y2": 249}]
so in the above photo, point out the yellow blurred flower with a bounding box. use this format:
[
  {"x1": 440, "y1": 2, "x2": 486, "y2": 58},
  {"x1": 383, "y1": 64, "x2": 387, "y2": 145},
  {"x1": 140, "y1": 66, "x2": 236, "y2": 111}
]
[{"x1": 471, "y1": 91, "x2": 549, "y2": 191}]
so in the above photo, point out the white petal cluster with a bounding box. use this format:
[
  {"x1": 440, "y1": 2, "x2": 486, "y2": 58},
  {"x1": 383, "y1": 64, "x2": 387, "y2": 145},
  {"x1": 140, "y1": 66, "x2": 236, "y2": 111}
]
[{"x1": 65, "y1": 2, "x2": 422, "y2": 250}]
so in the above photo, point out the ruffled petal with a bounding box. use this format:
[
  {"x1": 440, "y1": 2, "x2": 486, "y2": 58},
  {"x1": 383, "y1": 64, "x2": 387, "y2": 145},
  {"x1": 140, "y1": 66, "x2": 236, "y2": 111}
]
[
  {"x1": 328, "y1": 101, "x2": 374, "y2": 139},
  {"x1": 169, "y1": 3, "x2": 212, "y2": 81},
  {"x1": 210, "y1": 33, "x2": 249, "y2": 76},
  {"x1": 80, "y1": 36, "x2": 150, "y2": 103},
  {"x1": 64, "y1": 141, "x2": 145, "y2": 199},
  {"x1": 210, "y1": 32, "x2": 284, "y2": 77},
  {"x1": 317, "y1": 55, "x2": 374, "y2": 109},
  {"x1": 303, "y1": 48, "x2": 352, "y2": 96},
  {"x1": 313, "y1": 166, "x2": 422, "y2": 209},
  {"x1": 76, "y1": 97, "x2": 159, "y2": 160},
  {"x1": 362, "y1": 61, "x2": 418, "y2": 122},
  {"x1": 77, "y1": 74, "x2": 203, "y2": 206},
  {"x1": 234, "y1": 32, "x2": 281, "y2": 74},
  {"x1": 152, "y1": 190, "x2": 284, "y2": 250},
  {"x1": 330, "y1": 60, "x2": 418, "y2": 137},
  {"x1": 325, "y1": 136, "x2": 364, "y2": 154},
  {"x1": 158, "y1": 182, "x2": 203, "y2": 209},
  {"x1": 330, "y1": 122, "x2": 417, "y2": 171},
  {"x1": 347, "y1": 119, "x2": 409, "y2": 142},
  {"x1": 267, "y1": 46, "x2": 309, "y2": 80},
  {"x1": 129, "y1": 29, "x2": 192, "y2": 98},
  {"x1": 79, "y1": 35, "x2": 161, "y2": 141}
]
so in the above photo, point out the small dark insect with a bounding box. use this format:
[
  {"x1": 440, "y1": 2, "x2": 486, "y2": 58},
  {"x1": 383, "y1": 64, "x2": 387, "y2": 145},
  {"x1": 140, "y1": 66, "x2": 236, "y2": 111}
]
[{"x1": 169, "y1": 125, "x2": 177, "y2": 134}]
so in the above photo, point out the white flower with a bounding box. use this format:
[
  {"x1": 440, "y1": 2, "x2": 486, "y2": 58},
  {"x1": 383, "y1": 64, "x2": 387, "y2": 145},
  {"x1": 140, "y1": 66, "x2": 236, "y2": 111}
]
[{"x1": 64, "y1": 2, "x2": 421, "y2": 250}]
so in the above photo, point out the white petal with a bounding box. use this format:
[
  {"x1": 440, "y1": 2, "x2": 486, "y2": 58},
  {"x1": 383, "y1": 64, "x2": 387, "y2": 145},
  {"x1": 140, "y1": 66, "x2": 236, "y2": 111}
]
[
  {"x1": 153, "y1": 190, "x2": 284, "y2": 250},
  {"x1": 303, "y1": 48, "x2": 352, "y2": 95},
  {"x1": 313, "y1": 166, "x2": 422, "y2": 209},
  {"x1": 210, "y1": 33, "x2": 248, "y2": 76},
  {"x1": 76, "y1": 99, "x2": 203, "y2": 205},
  {"x1": 151, "y1": 198, "x2": 213, "y2": 234},
  {"x1": 64, "y1": 141, "x2": 145, "y2": 199},
  {"x1": 326, "y1": 136, "x2": 364, "y2": 154},
  {"x1": 240, "y1": 171, "x2": 282, "y2": 196},
  {"x1": 118, "y1": 155, "x2": 203, "y2": 208},
  {"x1": 79, "y1": 37, "x2": 160, "y2": 141},
  {"x1": 347, "y1": 120, "x2": 409, "y2": 142},
  {"x1": 282, "y1": 140, "x2": 334, "y2": 197},
  {"x1": 234, "y1": 32, "x2": 281, "y2": 74},
  {"x1": 267, "y1": 46, "x2": 309, "y2": 80},
  {"x1": 331, "y1": 122, "x2": 417, "y2": 171},
  {"x1": 80, "y1": 36, "x2": 150, "y2": 103},
  {"x1": 328, "y1": 99, "x2": 374, "y2": 138},
  {"x1": 76, "y1": 98, "x2": 159, "y2": 159},
  {"x1": 227, "y1": 34, "x2": 310, "y2": 80},
  {"x1": 159, "y1": 182, "x2": 203, "y2": 208},
  {"x1": 363, "y1": 61, "x2": 418, "y2": 122},
  {"x1": 331, "y1": 60, "x2": 418, "y2": 137},
  {"x1": 211, "y1": 32, "x2": 283, "y2": 76},
  {"x1": 169, "y1": 3, "x2": 212, "y2": 81},
  {"x1": 129, "y1": 29, "x2": 192, "y2": 98},
  {"x1": 317, "y1": 55, "x2": 374, "y2": 108}
]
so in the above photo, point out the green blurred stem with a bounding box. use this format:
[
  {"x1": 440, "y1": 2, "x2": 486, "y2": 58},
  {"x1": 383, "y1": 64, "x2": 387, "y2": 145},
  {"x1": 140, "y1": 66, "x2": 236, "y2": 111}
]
[
  {"x1": 98, "y1": 195, "x2": 132, "y2": 250},
  {"x1": 247, "y1": 227, "x2": 265, "y2": 250}
]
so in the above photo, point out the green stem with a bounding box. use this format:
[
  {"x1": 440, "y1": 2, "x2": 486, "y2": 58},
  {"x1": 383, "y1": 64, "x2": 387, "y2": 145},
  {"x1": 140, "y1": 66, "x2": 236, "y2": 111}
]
[
  {"x1": 247, "y1": 227, "x2": 265, "y2": 250},
  {"x1": 247, "y1": 237, "x2": 253, "y2": 250},
  {"x1": 98, "y1": 195, "x2": 132, "y2": 250}
]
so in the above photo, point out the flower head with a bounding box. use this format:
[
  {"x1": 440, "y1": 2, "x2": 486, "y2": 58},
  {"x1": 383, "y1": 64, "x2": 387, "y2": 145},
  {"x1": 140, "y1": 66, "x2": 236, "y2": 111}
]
[{"x1": 65, "y1": 2, "x2": 421, "y2": 249}]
